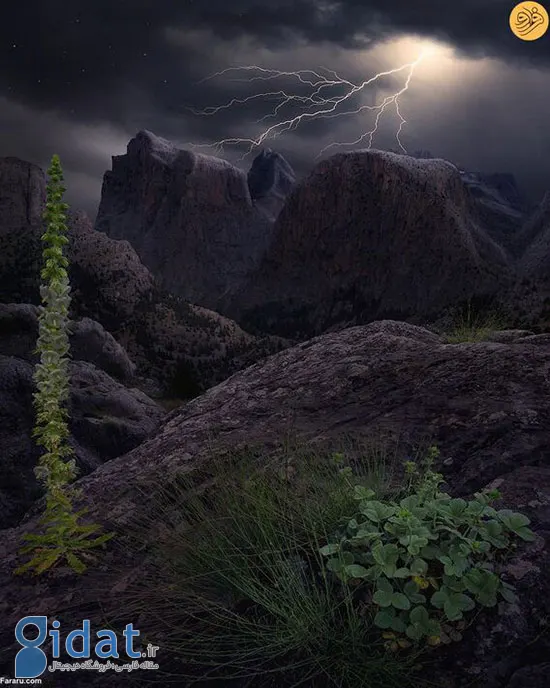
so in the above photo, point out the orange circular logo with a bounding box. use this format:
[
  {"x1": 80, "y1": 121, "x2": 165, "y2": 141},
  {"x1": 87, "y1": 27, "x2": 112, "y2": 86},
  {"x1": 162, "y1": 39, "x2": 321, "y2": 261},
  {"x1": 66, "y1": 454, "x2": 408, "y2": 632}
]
[{"x1": 509, "y1": 2, "x2": 549, "y2": 40}]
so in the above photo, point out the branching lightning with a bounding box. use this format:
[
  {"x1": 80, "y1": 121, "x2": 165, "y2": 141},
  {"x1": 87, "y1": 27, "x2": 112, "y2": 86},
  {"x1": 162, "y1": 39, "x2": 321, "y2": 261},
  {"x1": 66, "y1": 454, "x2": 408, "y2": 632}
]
[{"x1": 185, "y1": 48, "x2": 430, "y2": 160}]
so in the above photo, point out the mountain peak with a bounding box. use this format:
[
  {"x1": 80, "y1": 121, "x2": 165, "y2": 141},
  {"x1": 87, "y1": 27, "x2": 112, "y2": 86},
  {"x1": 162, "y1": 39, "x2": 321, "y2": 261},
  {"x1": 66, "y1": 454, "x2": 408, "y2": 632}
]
[{"x1": 247, "y1": 148, "x2": 296, "y2": 220}]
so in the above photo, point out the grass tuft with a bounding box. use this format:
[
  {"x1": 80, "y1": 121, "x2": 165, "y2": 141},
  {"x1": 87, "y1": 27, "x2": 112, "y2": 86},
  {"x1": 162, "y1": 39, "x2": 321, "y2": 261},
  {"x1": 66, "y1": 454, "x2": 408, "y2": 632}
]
[
  {"x1": 442, "y1": 301, "x2": 507, "y2": 344},
  {"x1": 118, "y1": 437, "x2": 438, "y2": 687}
]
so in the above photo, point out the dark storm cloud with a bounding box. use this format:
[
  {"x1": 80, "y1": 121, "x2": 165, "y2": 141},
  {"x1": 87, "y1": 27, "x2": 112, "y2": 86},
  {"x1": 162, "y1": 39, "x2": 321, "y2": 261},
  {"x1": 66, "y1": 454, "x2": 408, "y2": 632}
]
[
  {"x1": 1, "y1": 0, "x2": 549, "y2": 217},
  {"x1": 2, "y1": 0, "x2": 549, "y2": 119}
]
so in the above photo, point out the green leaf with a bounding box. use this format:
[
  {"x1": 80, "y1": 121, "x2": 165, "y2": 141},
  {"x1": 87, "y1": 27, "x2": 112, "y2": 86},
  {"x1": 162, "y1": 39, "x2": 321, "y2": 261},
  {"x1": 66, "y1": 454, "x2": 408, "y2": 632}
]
[
  {"x1": 400, "y1": 534, "x2": 429, "y2": 555},
  {"x1": 443, "y1": 593, "x2": 475, "y2": 621},
  {"x1": 481, "y1": 520, "x2": 508, "y2": 548},
  {"x1": 351, "y1": 528, "x2": 382, "y2": 544},
  {"x1": 66, "y1": 552, "x2": 86, "y2": 574},
  {"x1": 399, "y1": 495, "x2": 421, "y2": 510},
  {"x1": 390, "y1": 615, "x2": 407, "y2": 633},
  {"x1": 360, "y1": 501, "x2": 396, "y2": 522},
  {"x1": 34, "y1": 550, "x2": 61, "y2": 575},
  {"x1": 374, "y1": 609, "x2": 396, "y2": 629},
  {"x1": 347, "y1": 518, "x2": 359, "y2": 531},
  {"x1": 499, "y1": 586, "x2": 518, "y2": 604},
  {"x1": 320, "y1": 543, "x2": 340, "y2": 556},
  {"x1": 496, "y1": 510, "x2": 536, "y2": 541},
  {"x1": 372, "y1": 543, "x2": 400, "y2": 567},
  {"x1": 446, "y1": 498, "x2": 468, "y2": 517},
  {"x1": 406, "y1": 624, "x2": 424, "y2": 640},
  {"x1": 373, "y1": 590, "x2": 394, "y2": 607},
  {"x1": 420, "y1": 544, "x2": 442, "y2": 559},
  {"x1": 410, "y1": 558, "x2": 428, "y2": 575},
  {"x1": 71, "y1": 534, "x2": 113, "y2": 550},
  {"x1": 344, "y1": 564, "x2": 369, "y2": 578},
  {"x1": 391, "y1": 592, "x2": 411, "y2": 610},
  {"x1": 376, "y1": 577, "x2": 394, "y2": 593},
  {"x1": 326, "y1": 558, "x2": 343, "y2": 573},
  {"x1": 404, "y1": 580, "x2": 419, "y2": 597},
  {"x1": 430, "y1": 590, "x2": 446, "y2": 609},
  {"x1": 463, "y1": 568, "x2": 500, "y2": 606},
  {"x1": 354, "y1": 485, "x2": 376, "y2": 501},
  {"x1": 409, "y1": 605, "x2": 429, "y2": 625}
]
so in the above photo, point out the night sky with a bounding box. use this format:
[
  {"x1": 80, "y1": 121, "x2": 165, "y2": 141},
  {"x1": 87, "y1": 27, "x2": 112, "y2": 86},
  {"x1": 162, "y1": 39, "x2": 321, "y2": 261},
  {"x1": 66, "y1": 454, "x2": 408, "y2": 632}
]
[{"x1": 1, "y1": 0, "x2": 549, "y2": 219}]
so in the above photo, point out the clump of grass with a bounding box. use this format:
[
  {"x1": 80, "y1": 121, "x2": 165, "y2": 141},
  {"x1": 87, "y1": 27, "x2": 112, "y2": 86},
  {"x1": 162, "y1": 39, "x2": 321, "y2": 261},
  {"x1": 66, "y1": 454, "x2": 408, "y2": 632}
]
[
  {"x1": 442, "y1": 300, "x2": 507, "y2": 344},
  {"x1": 118, "y1": 437, "x2": 437, "y2": 687}
]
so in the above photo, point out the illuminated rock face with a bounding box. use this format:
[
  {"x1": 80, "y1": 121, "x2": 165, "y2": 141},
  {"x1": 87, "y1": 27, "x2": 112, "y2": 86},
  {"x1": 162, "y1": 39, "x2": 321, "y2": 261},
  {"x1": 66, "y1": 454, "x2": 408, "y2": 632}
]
[
  {"x1": 95, "y1": 131, "x2": 294, "y2": 311},
  {"x1": 231, "y1": 149, "x2": 514, "y2": 337}
]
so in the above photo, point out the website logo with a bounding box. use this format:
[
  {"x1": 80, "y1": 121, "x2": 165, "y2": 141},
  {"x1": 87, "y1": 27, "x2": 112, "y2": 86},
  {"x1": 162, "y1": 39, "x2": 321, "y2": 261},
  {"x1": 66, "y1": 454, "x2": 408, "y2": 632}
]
[
  {"x1": 509, "y1": 2, "x2": 549, "y2": 40},
  {"x1": 13, "y1": 617, "x2": 159, "y2": 679}
]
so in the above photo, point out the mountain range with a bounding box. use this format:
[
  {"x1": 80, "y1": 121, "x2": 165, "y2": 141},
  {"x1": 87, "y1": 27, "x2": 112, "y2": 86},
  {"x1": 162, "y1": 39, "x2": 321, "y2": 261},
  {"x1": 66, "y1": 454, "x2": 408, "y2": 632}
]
[{"x1": 95, "y1": 131, "x2": 550, "y2": 337}]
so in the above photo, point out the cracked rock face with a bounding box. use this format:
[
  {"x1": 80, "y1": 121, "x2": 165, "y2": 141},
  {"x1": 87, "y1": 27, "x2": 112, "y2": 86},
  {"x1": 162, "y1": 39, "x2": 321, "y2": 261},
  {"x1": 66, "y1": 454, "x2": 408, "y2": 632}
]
[{"x1": 0, "y1": 320, "x2": 548, "y2": 686}]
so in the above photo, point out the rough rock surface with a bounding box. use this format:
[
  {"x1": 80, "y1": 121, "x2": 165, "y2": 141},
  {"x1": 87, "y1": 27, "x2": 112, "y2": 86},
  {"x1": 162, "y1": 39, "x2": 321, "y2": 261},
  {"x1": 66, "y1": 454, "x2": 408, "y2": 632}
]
[
  {"x1": 230, "y1": 150, "x2": 513, "y2": 337},
  {"x1": 460, "y1": 171, "x2": 525, "y2": 251},
  {"x1": 67, "y1": 210, "x2": 155, "y2": 329},
  {"x1": 0, "y1": 156, "x2": 45, "y2": 228},
  {"x1": 516, "y1": 192, "x2": 550, "y2": 278},
  {"x1": 0, "y1": 303, "x2": 136, "y2": 381},
  {"x1": 0, "y1": 199, "x2": 154, "y2": 329},
  {"x1": 0, "y1": 304, "x2": 165, "y2": 528},
  {"x1": 95, "y1": 131, "x2": 286, "y2": 310},
  {"x1": 0, "y1": 320, "x2": 548, "y2": 686},
  {"x1": 495, "y1": 192, "x2": 550, "y2": 335},
  {"x1": 247, "y1": 147, "x2": 296, "y2": 220}
]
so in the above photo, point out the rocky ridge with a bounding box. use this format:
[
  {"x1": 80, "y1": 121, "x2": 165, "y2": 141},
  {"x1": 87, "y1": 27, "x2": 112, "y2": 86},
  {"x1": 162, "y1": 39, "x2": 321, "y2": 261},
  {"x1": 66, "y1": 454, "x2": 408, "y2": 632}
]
[{"x1": 94, "y1": 131, "x2": 295, "y2": 310}]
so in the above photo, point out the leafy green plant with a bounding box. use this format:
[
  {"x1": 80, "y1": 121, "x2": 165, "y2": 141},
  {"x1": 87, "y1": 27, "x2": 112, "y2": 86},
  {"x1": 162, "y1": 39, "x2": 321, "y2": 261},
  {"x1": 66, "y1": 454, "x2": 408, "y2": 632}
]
[
  {"x1": 15, "y1": 154, "x2": 113, "y2": 576},
  {"x1": 116, "y1": 439, "x2": 435, "y2": 687},
  {"x1": 320, "y1": 445, "x2": 535, "y2": 649}
]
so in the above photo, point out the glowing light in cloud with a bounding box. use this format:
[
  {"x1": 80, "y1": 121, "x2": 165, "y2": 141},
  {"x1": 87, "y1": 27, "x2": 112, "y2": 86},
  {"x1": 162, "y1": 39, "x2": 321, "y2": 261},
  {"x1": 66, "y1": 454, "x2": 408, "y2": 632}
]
[{"x1": 185, "y1": 36, "x2": 455, "y2": 160}]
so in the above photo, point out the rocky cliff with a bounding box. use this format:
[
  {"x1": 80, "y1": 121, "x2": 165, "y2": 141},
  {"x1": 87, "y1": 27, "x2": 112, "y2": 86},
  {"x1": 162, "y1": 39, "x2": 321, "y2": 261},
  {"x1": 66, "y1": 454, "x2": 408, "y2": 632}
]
[
  {"x1": 460, "y1": 171, "x2": 525, "y2": 251},
  {"x1": 0, "y1": 156, "x2": 288, "y2": 397},
  {"x1": 94, "y1": 131, "x2": 294, "y2": 310},
  {"x1": 247, "y1": 147, "x2": 296, "y2": 220},
  {"x1": 230, "y1": 150, "x2": 513, "y2": 337},
  {"x1": 516, "y1": 192, "x2": 550, "y2": 277}
]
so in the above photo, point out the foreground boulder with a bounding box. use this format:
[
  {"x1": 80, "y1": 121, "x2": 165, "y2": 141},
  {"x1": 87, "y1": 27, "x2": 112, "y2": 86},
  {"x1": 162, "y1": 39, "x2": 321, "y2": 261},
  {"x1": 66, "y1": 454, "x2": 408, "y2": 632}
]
[{"x1": 0, "y1": 321, "x2": 548, "y2": 686}]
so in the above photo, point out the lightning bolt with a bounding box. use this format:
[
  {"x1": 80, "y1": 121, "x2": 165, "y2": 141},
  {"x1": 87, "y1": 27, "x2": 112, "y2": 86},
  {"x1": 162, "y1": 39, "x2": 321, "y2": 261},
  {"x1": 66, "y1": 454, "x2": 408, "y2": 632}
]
[{"x1": 184, "y1": 49, "x2": 429, "y2": 161}]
